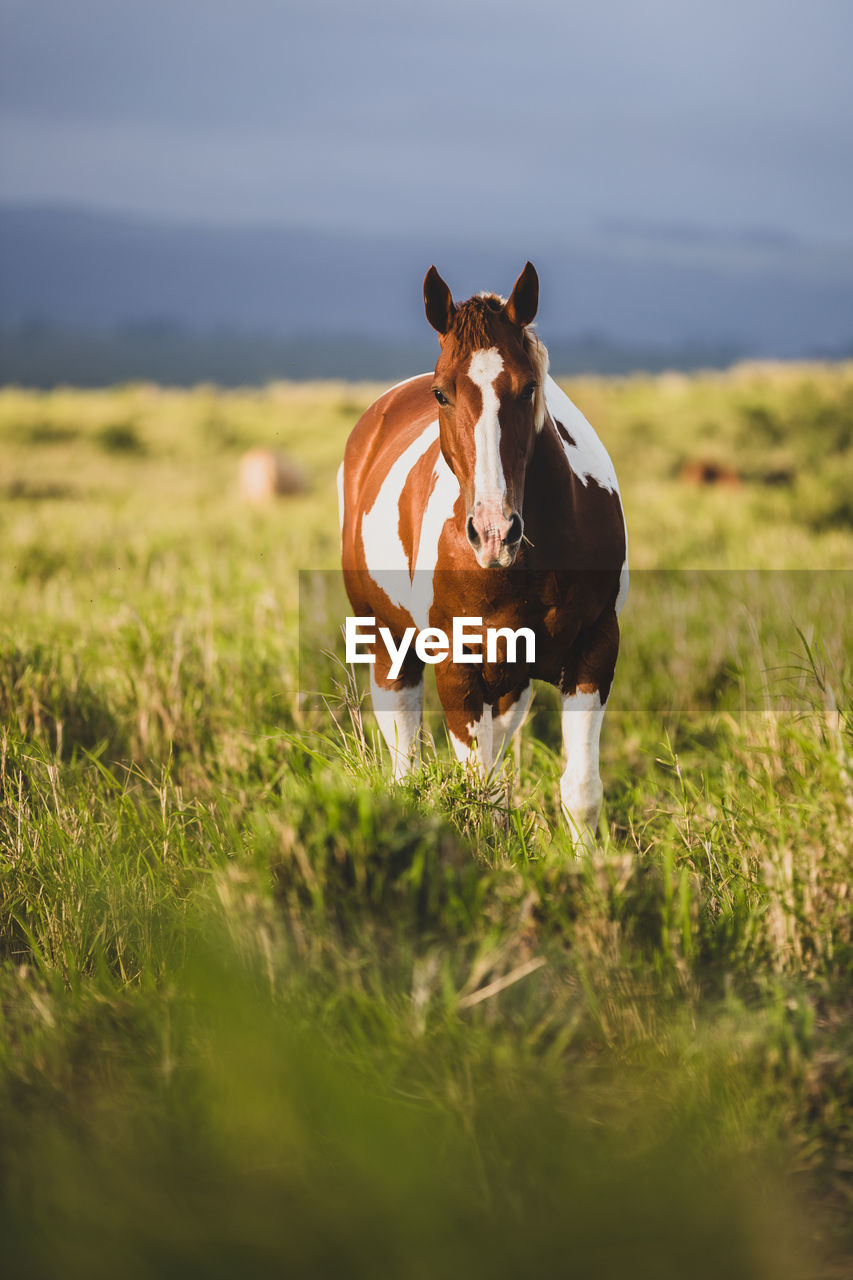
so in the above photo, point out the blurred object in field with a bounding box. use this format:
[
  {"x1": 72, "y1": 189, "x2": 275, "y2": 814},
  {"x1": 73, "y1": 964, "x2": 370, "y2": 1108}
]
[
  {"x1": 239, "y1": 448, "x2": 306, "y2": 503},
  {"x1": 680, "y1": 458, "x2": 741, "y2": 487}
]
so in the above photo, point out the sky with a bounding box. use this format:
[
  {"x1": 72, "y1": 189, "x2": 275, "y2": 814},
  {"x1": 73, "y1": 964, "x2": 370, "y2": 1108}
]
[{"x1": 1, "y1": 0, "x2": 852, "y2": 250}]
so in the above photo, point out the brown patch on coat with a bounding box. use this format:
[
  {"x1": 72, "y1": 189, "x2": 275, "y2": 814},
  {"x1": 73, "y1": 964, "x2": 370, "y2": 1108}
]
[
  {"x1": 397, "y1": 437, "x2": 441, "y2": 574},
  {"x1": 553, "y1": 418, "x2": 577, "y2": 449}
]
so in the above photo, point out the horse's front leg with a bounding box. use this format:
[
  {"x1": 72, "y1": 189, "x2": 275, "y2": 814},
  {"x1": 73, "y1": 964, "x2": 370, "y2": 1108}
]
[
  {"x1": 434, "y1": 661, "x2": 493, "y2": 778},
  {"x1": 560, "y1": 688, "x2": 607, "y2": 836},
  {"x1": 560, "y1": 609, "x2": 619, "y2": 841},
  {"x1": 492, "y1": 684, "x2": 532, "y2": 768},
  {"x1": 369, "y1": 646, "x2": 424, "y2": 781}
]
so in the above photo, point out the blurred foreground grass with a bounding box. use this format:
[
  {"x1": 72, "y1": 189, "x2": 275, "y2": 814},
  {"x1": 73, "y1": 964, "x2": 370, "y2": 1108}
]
[{"x1": 1, "y1": 365, "x2": 852, "y2": 1277}]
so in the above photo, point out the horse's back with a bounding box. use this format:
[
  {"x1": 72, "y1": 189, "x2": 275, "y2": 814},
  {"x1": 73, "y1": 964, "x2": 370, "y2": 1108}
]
[{"x1": 343, "y1": 376, "x2": 435, "y2": 505}]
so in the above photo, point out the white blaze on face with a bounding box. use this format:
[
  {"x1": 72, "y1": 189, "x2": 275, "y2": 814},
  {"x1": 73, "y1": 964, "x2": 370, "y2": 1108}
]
[{"x1": 467, "y1": 348, "x2": 506, "y2": 506}]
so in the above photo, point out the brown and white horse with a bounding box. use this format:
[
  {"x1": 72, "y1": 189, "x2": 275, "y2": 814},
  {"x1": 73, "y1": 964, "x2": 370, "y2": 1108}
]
[{"x1": 339, "y1": 263, "x2": 628, "y2": 835}]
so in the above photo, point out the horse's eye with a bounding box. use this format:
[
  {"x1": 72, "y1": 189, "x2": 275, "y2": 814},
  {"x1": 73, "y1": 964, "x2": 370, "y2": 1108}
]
[
  {"x1": 433, "y1": 388, "x2": 449, "y2": 406},
  {"x1": 521, "y1": 382, "x2": 537, "y2": 401}
]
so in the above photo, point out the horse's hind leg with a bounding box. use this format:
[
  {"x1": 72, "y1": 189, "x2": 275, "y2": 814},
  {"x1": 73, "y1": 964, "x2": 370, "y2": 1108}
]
[
  {"x1": 369, "y1": 649, "x2": 424, "y2": 780},
  {"x1": 560, "y1": 609, "x2": 619, "y2": 842}
]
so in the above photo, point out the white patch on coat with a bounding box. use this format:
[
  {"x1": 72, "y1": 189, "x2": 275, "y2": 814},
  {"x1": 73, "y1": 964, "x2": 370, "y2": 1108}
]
[
  {"x1": 546, "y1": 376, "x2": 630, "y2": 606},
  {"x1": 544, "y1": 377, "x2": 620, "y2": 493},
  {"x1": 360, "y1": 423, "x2": 440, "y2": 610},
  {"x1": 410, "y1": 452, "x2": 460, "y2": 629},
  {"x1": 560, "y1": 689, "x2": 606, "y2": 840},
  {"x1": 370, "y1": 671, "x2": 423, "y2": 780},
  {"x1": 467, "y1": 348, "x2": 506, "y2": 504}
]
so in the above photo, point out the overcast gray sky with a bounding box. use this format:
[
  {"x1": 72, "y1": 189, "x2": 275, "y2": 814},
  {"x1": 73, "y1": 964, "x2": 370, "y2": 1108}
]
[{"x1": 1, "y1": 0, "x2": 851, "y2": 246}]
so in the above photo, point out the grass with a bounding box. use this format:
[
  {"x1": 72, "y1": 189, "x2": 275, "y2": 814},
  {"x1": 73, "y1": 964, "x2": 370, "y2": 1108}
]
[{"x1": 0, "y1": 365, "x2": 852, "y2": 1277}]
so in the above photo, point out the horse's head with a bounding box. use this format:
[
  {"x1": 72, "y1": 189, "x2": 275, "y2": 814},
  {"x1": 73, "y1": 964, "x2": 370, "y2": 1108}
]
[{"x1": 424, "y1": 262, "x2": 548, "y2": 569}]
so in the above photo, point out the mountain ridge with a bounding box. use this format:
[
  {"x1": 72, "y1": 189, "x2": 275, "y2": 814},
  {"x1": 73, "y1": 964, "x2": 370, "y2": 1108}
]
[{"x1": 2, "y1": 204, "x2": 852, "y2": 382}]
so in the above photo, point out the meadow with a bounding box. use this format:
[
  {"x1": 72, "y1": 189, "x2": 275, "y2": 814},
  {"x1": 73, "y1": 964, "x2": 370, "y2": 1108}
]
[{"x1": 1, "y1": 364, "x2": 852, "y2": 1278}]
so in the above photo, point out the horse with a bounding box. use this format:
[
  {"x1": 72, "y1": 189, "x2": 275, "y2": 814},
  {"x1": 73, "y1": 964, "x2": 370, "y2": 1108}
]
[{"x1": 339, "y1": 263, "x2": 628, "y2": 836}]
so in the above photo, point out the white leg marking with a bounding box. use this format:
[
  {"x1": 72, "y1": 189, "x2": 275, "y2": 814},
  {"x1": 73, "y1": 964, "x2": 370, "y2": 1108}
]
[
  {"x1": 370, "y1": 671, "x2": 423, "y2": 781},
  {"x1": 449, "y1": 707, "x2": 494, "y2": 779},
  {"x1": 560, "y1": 690, "x2": 606, "y2": 841},
  {"x1": 449, "y1": 730, "x2": 474, "y2": 767},
  {"x1": 492, "y1": 686, "x2": 532, "y2": 766}
]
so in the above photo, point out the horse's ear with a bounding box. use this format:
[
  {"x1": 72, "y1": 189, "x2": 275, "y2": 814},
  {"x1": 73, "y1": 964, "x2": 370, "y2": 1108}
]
[
  {"x1": 424, "y1": 266, "x2": 456, "y2": 336},
  {"x1": 505, "y1": 262, "x2": 539, "y2": 328}
]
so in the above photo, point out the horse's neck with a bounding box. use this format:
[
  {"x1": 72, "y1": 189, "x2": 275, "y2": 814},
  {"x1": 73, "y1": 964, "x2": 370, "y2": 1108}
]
[{"x1": 528, "y1": 416, "x2": 576, "y2": 514}]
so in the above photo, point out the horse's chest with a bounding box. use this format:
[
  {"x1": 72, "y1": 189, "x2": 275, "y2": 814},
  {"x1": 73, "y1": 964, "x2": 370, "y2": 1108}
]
[{"x1": 427, "y1": 571, "x2": 596, "y2": 691}]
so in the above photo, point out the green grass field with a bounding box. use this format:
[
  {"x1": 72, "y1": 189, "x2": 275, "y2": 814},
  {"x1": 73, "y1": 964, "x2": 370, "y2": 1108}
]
[{"x1": 1, "y1": 366, "x2": 852, "y2": 1278}]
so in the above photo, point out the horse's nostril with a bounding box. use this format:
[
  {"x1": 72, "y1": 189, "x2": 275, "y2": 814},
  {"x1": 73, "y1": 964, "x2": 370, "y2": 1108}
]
[
  {"x1": 505, "y1": 513, "x2": 523, "y2": 545},
  {"x1": 466, "y1": 516, "x2": 480, "y2": 547}
]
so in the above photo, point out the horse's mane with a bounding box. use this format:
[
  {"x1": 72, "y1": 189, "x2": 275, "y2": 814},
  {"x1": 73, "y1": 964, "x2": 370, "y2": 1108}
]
[
  {"x1": 448, "y1": 293, "x2": 550, "y2": 431},
  {"x1": 449, "y1": 293, "x2": 506, "y2": 350}
]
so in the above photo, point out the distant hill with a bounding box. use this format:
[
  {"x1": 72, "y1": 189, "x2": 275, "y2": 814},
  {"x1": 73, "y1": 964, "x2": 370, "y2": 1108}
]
[
  {"x1": 0, "y1": 326, "x2": 748, "y2": 389},
  {"x1": 1, "y1": 204, "x2": 852, "y2": 383}
]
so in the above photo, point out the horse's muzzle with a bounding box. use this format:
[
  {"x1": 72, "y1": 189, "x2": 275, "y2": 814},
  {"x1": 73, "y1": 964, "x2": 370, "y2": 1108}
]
[{"x1": 466, "y1": 503, "x2": 524, "y2": 568}]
